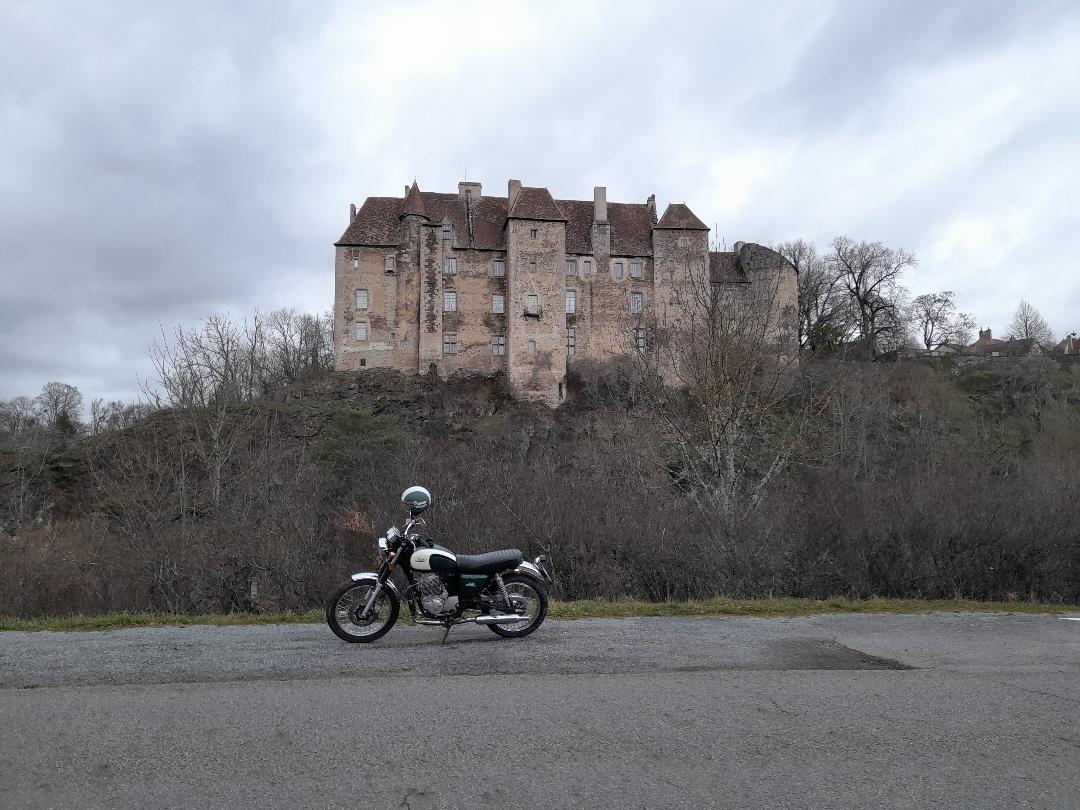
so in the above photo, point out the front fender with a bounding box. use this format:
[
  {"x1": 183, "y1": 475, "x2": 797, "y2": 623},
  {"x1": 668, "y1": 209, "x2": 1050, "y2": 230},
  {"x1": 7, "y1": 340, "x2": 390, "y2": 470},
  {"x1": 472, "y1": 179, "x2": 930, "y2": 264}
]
[{"x1": 350, "y1": 572, "x2": 401, "y2": 598}]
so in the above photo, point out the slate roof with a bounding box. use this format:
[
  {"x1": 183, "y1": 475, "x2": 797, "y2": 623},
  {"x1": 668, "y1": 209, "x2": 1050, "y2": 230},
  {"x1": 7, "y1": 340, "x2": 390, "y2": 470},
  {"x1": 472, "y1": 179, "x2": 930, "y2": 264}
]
[
  {"x1": 608, "y1": 202, "x2": 657, "y2": 256},
  {"x1": 709, "y1": 251, "x2": 748, "y2": 283},
  {"x1": 337, "y1": 183, "x2": 706, "y2": 256},
  {"x1": 557, "y1": 199, "x2": 595, "y2": 254},
  {"x1": 655, "y1": 203, "x2": 709, "y2": 230},
  {"x1": 509, "y1": 187, "x2": 567, "y2": 221}
]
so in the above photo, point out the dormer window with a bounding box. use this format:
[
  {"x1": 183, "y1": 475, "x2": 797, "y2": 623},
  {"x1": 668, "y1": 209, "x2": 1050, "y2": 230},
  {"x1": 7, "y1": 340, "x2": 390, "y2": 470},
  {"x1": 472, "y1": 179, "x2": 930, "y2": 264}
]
[{"x1": 441, "y1": 223, "x2": 452, "y2": 240}]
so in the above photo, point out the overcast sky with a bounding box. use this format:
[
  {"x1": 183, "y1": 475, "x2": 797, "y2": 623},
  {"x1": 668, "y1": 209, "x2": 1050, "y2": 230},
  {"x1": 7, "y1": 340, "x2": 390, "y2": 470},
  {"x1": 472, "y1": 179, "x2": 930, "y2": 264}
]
[{"x1": 2, "y1": 0, "x2": 1078, "y2": 405}]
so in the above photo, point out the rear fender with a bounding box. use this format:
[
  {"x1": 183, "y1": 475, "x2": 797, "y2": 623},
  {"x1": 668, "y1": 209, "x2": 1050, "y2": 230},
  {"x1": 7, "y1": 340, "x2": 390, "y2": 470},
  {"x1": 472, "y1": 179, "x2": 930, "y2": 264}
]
[{"x1": 510, "y1": 561, "x2": 550, "y2": 583}]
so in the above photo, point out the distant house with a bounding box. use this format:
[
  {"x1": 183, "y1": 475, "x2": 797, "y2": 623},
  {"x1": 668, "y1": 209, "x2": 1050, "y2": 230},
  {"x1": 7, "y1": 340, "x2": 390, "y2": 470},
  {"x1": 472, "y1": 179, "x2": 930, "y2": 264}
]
[
  {"x1": 1055, "y1": 333, "x2": 1078, "y2": 355},
  {"x1": 969, "y1": 328, "x2": 1036, "y2": 358}
]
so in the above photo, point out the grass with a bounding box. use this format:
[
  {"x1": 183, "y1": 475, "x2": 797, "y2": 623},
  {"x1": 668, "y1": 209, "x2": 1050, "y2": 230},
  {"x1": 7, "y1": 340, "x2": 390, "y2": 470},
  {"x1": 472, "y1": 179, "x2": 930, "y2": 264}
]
[{"x1": 1, "y1": 596, "x2": 1077, "y2": 632}]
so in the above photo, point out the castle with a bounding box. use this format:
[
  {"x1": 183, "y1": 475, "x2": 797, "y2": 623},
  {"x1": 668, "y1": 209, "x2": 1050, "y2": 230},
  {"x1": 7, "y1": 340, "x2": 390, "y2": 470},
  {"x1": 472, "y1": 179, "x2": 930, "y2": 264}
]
[{"x1": 334, "y1": 179, "x2": 796, "y2": 405}]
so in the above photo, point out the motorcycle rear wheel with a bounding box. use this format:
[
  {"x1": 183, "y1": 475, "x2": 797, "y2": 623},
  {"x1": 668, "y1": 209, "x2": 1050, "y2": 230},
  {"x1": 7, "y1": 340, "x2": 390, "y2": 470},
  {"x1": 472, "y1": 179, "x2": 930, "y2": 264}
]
[
  {"x1": 487, "y1": 574, "x2": 548, "y2": 638},
  {"x1": 326, "y1": 580, "x2": 399, "y2": 643}
]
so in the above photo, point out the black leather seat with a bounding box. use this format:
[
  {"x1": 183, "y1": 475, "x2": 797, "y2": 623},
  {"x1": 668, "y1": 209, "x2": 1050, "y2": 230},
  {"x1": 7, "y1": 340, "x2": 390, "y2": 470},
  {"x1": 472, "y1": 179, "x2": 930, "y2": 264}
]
[{"x1": 454, "y1": 549, "x2": 523, "y2": 575}]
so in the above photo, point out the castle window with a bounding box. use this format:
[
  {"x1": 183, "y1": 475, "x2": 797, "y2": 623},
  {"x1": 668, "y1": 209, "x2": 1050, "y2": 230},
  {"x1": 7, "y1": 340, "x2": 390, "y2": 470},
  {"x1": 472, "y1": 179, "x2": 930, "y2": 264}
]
[
  {"x1": 613, "y1": 261, "x2": 624, "y2": 279},
  {"x1": 491, "y1": 259, "x2": 505, "y2": 277},
  {"x1": 566, "y1": 327, "x2": 576, "y2": 357},
  {"x1": 355, "y1": 322, "x2": 368, "y2": 341},
  {"x1": 565, "y1": 290, "x2": 576, "y2": 314},
  {"x1": 444, "y1": 257, "x2": 456, "y2": 275},
  {"x1": 583, "y1": 260, "x2": 592, "y2": 277},
  {"x1": 353, "y1": 258, "x2": 359, "y2": 269},
  {"x1": 634, "y1": 328, "x2": 646, "y2": 352},
  {"x1": 492, "y1": 294, "x2": 505, "y2": 314},
  {"x1": 491, "y1": 335, "x2": 506, "y2": 356},
  {"x1": 672, "y1": 288, "x2": 680, "y2": 304},
  {"x1": 355, "y1": 289, "x2": 369, "y2": 310},
  {"x1": 677, "y1": 237, "x2": 689, "y2": 248},
  {"x1": 527, "y1": 294, "x2": 539, "y2": 314},
  {"x1": 443, "y1": 291, "x2": 457, "y2": 312},
  {"x1": 529, "y1": 261, "x2": 537, "y2": 272},
  {"x1": 530, "y1": 228, "x2": 538, "y2": 238},
  {"x1": 528, "y1": 340, "x2": 537, "y2": 356},
  {"x1": 566, "y1": 259, "x2": 577, "y2": 276},
  {"x1": 384, "y1": 256, "x2": 396, "y2": 274},
  {"x1": 443, "y1": 333, "x2": 457, "y2": 354},
  {"x1": 360, "y1": 358, "x2": 366, "y2": 367},
  {"x1": 629, "y1": 292, "x2": 642, "y2": 314},
  {"x1": 630, "y1": 261, "x2": 642, "y2": 279}
]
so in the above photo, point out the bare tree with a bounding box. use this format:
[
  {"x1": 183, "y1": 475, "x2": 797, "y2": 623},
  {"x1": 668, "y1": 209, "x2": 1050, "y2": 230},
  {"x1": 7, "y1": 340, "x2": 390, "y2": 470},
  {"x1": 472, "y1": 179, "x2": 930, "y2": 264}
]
[
  {"x1": 90, "y1": 399, "x2": 150, "y2": 435},
  {"x1": 0, "y1": 396, "x2": 38, "y2": 438},
  {"x1": 827, "y1": 237, "x2": 915, "y2": 360},
  {"x1": 35, "y1": 382, "x2": 84, "y2": 434},
  {"x1": 775, "y1": 239, "x2": 853, "y2": 352},
  {"x1": 1008, "y1": 300, "x2": 1054, "y2": 346},
  {"x1": 602, "y1": 245, "x2": 832, "y2": 539},
  {"x1": 908, "y1": 291, "x2": 977, "y2": 349},
  {"x1": 263, "y1": 308, "x2": 335, "y2": 389}
]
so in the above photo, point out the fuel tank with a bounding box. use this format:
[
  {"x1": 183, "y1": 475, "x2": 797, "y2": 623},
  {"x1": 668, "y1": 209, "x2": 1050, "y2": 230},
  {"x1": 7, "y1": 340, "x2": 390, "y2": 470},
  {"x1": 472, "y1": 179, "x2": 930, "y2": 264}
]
[{"x1": 409, "y1": 545, "x2": 457, "y2": 573}]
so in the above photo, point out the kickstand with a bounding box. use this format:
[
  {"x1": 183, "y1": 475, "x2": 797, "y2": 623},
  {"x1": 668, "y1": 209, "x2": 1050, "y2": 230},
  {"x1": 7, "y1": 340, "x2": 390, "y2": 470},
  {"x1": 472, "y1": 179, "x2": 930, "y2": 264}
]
[{"x1": 440, "y1": 621, "x2": 453, "y2": 646}]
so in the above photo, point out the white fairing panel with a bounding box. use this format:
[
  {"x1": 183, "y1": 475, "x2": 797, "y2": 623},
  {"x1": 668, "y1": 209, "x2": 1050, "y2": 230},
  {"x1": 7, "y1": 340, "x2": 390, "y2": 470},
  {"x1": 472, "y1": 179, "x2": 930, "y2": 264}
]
[{"x1": 410, "y1": 548, "x2": 456, "y2": 572}]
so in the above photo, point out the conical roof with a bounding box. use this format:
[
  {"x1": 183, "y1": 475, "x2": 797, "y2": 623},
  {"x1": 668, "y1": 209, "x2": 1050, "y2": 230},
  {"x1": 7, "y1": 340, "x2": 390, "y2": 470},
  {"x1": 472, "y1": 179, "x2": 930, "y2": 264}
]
[{"x1": 401, "y1": 181, "x2": 428, "y2": 219}]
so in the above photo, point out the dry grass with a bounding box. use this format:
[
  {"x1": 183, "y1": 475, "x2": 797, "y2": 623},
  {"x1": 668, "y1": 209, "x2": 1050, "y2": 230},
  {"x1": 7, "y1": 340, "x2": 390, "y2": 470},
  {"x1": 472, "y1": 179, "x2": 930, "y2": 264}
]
[{"x1": 1, "y1": 597, "x2": 1076, "y2": 632}]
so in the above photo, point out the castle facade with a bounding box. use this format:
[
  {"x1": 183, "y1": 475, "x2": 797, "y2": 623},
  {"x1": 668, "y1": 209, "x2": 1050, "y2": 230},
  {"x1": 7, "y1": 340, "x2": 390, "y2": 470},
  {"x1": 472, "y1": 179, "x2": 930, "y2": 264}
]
[{"x1": 334, "y1": 179, "x2": 796, "y2": 405}]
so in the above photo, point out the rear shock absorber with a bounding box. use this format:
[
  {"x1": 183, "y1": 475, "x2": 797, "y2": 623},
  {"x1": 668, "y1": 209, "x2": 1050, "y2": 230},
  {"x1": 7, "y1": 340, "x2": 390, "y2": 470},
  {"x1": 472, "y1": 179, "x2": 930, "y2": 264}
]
[{"x1": 494, "y1": 574, "x2": 512, "y2": 611}]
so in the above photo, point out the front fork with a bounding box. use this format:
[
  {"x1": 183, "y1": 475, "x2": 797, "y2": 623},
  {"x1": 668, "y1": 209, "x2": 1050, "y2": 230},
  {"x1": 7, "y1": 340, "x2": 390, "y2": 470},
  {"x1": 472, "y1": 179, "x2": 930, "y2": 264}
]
[{"x1": 360, "y1": 557, "x2": 397, "y2": 620}]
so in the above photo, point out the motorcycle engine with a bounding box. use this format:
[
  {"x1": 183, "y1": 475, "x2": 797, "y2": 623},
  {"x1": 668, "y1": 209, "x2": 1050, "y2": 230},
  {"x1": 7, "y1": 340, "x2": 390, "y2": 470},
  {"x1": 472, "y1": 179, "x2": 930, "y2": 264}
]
[{"x1": 416, "y1": 574, "x2": 449, "y2": 615}]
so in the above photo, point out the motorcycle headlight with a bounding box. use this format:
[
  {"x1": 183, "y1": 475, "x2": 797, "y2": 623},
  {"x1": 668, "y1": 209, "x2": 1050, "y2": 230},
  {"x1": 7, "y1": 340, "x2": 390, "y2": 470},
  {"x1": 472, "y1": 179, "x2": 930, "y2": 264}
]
[{"x1": 377, "y1": 537, "x2": 388, "y2": 554}]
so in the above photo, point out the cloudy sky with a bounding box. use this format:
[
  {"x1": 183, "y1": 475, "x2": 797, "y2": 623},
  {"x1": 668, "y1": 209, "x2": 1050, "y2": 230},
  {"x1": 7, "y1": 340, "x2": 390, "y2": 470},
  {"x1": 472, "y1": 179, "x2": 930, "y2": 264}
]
[{"x1": 2, "y1": 0, "x2": 1078, "y2": 405}]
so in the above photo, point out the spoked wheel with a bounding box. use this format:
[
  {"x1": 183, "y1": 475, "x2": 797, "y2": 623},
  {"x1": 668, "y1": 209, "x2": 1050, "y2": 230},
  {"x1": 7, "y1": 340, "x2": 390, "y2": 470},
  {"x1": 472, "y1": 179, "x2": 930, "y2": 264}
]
[
  {"x1": 487, "y1": 574, "x2": 548, "y2": 638},
  {"x1": 326, "y1": 580, "x2": 399, "y2": 643}
]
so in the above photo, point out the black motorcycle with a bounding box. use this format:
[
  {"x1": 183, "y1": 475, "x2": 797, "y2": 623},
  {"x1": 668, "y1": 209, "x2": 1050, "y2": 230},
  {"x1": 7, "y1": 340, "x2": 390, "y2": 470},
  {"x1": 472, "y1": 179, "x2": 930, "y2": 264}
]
[{"x1": 326, "y1": 486, "x2": 553, "y2": 643}]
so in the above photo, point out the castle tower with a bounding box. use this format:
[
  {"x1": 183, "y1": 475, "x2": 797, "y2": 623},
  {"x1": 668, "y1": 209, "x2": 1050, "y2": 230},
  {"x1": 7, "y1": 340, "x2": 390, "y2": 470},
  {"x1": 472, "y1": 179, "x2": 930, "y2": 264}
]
[{"x1": 506, "y1": 180, "x2": 568, "y2": 405}]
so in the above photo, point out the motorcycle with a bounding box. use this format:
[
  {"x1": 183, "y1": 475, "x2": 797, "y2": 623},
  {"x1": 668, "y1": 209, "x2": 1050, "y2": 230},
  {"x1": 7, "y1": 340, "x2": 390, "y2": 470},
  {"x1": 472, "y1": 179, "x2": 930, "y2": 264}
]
[{"x1": 326, "y1": 486, "x2": 553, "y2": 643}]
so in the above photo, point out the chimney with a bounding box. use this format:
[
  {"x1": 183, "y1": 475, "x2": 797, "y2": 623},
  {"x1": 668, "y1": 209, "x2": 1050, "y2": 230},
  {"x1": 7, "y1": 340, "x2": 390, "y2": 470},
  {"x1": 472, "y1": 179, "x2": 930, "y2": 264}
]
[
  {"x1": 646, "y1": 194, "x2": 656, "y2": 224},
  {"x1": 979, "y1": 328, "x2": 992, "y2": 343},
  {"x1": 508, "y1": 179, "x2": 522, "y2": 209},
  {"x1": 593, "y1": 186, "x2": 607, "y2": 223},
  {"x1": 459, "y1": 181, "x2": 482, "y2": 200},
  {"x1": 349, "y1": 203, "x2": 356, "y2": 224}
]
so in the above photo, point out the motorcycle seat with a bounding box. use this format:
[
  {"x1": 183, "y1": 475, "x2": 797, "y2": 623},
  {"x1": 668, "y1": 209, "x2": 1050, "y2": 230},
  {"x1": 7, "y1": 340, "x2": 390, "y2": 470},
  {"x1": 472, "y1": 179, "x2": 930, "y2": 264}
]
[{"x1": 454, "y1": 549, "x2": 524, "y2": 575}]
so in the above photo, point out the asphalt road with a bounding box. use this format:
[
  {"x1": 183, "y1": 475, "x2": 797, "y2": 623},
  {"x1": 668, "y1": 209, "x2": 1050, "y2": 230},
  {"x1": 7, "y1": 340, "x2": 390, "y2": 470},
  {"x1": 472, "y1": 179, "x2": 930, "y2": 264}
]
[{"x1": 2, "y1": 612, "x2": 1078, "y2": 809}]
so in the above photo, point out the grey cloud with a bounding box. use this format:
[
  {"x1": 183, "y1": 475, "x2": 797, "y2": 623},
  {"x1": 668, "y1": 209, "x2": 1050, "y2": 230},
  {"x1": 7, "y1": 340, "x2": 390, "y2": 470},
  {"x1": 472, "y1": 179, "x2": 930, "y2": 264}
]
[{"x1": 1, "y1": 0, "x2": 1078, "y2": 406}]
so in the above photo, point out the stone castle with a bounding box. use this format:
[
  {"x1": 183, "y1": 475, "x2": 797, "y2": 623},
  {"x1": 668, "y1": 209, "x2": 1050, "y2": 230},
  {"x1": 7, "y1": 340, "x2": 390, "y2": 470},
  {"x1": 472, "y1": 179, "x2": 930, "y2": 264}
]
[{"x1": 334, "y1": 179, "x2": 796, "y2": 405}]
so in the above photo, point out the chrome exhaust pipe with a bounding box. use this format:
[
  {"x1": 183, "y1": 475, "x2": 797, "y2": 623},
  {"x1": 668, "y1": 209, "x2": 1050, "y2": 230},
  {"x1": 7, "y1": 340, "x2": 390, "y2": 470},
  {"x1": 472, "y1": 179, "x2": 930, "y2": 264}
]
[{"x1": 470, "y1": 614, "x2": 530, "y2": 625}]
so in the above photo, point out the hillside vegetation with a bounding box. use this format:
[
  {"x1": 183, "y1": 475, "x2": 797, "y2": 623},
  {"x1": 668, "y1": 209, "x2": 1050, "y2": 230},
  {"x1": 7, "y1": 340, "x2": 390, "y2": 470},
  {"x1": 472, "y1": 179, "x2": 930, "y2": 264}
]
[{"x1": 2, "y1": 357, "x2": 1080, "y2": 618}]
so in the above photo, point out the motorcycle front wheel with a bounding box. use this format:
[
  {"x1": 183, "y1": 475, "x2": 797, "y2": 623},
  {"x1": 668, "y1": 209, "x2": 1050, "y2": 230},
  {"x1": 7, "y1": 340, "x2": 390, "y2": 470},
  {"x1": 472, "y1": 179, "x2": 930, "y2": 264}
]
[
  {"x1": 487, "y1": 574, "x2": 548, "y2": 638},
  {"x1": 326, "y1": 580, "x2": 399, "y2": 643}
]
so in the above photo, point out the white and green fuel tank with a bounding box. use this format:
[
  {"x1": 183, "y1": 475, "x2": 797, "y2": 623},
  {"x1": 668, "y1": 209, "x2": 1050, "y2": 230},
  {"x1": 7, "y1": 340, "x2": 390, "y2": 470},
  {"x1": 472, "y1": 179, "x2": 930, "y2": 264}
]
[{"x1": 410, "y1": 545, "x2": 457, "y2": 573}]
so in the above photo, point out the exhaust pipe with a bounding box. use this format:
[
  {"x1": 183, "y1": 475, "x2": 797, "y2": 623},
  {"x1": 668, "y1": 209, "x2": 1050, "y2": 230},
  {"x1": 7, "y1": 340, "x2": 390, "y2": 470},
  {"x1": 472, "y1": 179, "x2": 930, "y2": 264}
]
[
  {"x1": 412, "y1": 614, "x2": 531, "y2": 626},
  {"x1": 470, "y1": 614, "x2": 530, "y2": 625}
]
